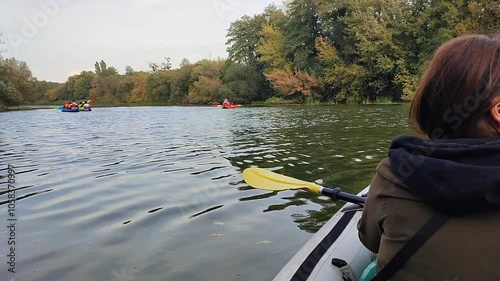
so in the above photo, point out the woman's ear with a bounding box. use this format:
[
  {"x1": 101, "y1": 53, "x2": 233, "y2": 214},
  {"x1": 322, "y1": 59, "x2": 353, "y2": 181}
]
[{"x1": 490, "y1": 99, "x2": 500, "y2": 125}]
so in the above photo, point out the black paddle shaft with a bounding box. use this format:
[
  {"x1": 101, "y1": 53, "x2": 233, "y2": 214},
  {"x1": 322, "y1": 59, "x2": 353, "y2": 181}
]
[{"x1": 321, "y1": 187, "x2": 366, "y2": 205}]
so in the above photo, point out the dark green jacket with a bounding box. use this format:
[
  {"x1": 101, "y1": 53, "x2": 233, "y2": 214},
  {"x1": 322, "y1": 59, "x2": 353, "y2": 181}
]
[{"x1": 358, "y1": 135, "x2": 500, "y2": 281}]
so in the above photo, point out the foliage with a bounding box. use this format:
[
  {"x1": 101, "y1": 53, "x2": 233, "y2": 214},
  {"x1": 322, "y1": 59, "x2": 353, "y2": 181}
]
[
  {"x1": 264, "y1": 68, "x2": 321, "y2": 100},
  {"x1": 221, "y1": 62, "x2": 261, "y2": 103},
  {"x1": 0, "y1": 57, "x2": 34, "y2": 106},
  {"x1": 256, "y1": 24, "x2": 289, "y2": 71}
]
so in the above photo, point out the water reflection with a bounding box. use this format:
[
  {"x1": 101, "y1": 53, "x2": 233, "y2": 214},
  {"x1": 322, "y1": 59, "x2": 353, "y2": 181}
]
[{"x1": 226, "y1": 105, "x2": 412, "y2": 232}]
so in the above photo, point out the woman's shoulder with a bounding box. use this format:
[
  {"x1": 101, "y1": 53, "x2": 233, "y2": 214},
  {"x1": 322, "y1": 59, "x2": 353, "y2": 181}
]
[{"x1": 370, "y1": 158, "x2": 423, "y2": 203}]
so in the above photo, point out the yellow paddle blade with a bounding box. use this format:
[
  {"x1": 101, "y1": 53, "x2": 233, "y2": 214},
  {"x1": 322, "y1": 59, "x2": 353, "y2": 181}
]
[{"x1": 242, "y1": 168, "x2": 321, "y2": 194}]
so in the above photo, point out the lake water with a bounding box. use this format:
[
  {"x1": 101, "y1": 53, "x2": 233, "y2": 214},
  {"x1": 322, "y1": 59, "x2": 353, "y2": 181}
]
[{"x1": 0, "y1": 105, "x2": 412, "y2": 281}]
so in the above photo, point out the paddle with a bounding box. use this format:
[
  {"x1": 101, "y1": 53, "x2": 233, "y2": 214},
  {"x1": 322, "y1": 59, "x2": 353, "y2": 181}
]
[{"x1": 242, "y1": 168, "x2": 366, "y2": 205}]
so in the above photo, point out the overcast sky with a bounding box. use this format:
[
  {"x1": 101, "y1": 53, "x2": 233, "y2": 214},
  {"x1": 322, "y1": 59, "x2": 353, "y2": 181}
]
[{"x1": 0, "y1": 0, "x2": 281, "y2": 82}]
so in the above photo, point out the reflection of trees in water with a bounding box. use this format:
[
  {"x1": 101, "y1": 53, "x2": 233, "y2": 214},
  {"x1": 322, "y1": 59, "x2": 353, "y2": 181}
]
[
  {"x1": 292, "y1": 204, "x2": 342, "y2": 233},
  {"x1": 224, "y1": 106, "x2": 411, "y2": 233}
]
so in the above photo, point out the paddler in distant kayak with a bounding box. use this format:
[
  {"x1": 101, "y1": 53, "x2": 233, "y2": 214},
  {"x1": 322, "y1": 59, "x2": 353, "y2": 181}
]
[
  {"x1": 358, "y1": 34, "x2": 500, "y2": 281},
  {"x1": 222, "y1": 98, "x2": 232, "y2": 108},
  {"x1": 83, "y1": 102, "x2": 91, "y2": 110}
]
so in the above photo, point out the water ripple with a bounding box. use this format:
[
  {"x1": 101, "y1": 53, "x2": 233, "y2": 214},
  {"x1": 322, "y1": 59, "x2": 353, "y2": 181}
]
[{"x1": 0, "y1": 105, "x2": 412, "y2": 281}]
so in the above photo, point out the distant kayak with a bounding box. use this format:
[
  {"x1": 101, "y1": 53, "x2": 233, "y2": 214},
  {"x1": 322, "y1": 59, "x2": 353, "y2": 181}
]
[
  {"x1": 61, "y1": 108, "x2": 79, "y2": 113},
  {"x1": 80, "y1": 108, "x2": 92, "y2": 111},
  {"x1": 222, "y1": 105, "x2": 241, "y2": 109},
  {"x1": 213, "y1": 103, "x2": 241, "y2": 109}
]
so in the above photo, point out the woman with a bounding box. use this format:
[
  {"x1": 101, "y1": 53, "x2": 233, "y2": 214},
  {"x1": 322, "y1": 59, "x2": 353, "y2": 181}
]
[{"x1": 358, "y1": 34, "x2": 500, "y2": 281}]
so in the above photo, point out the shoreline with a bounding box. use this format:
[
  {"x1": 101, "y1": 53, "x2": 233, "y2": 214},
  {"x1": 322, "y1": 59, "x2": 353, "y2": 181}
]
[{"x1": 1, "y1": 102, "x2": 406, "y2": 112}]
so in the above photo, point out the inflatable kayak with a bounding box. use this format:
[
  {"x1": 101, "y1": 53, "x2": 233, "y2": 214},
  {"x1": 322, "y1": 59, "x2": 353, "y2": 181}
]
[
  {"x1": 61, "y1": 108, "x2": 79, "y2": 112},
  {"x1": 274, "y1": 186, "x2": 376, "y2": 281},
  {"x1": 79, "y1": 108, "x2": 92, "y2": 111}
]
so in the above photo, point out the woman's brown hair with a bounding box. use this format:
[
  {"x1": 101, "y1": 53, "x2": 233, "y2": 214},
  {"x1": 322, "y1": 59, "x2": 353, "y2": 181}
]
[{"x1": 409, "y1": 34, "x2": 500, "y2": 139}]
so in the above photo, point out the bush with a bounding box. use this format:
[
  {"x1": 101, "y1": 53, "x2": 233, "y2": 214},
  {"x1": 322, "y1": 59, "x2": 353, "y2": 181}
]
[{"x1": 0, "y1": 81, "x2": 24, "y2": 106}]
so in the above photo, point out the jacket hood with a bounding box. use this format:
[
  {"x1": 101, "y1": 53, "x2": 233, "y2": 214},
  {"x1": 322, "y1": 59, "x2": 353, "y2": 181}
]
[{"x1": 389, "y1": 135, "x2": 500, "y2": 215}]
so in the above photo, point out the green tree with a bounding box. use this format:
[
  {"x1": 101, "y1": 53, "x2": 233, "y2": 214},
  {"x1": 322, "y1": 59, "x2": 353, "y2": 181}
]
[
  {"x1": 117, "y1": 76, "x2": 134, "y2": 102},
  {"x1": 188, "y1": 59, "x2": 225, "y2": 104},
  {"x1": 73, "y1": 71, "x2": 95, "y2": 100},
  {"x1": 0, "y1": 57, "x2": 34, "y2": 106},
  {"x1": 220, "y1": 63, "x2": 261, "y2": 103},
  {"x1": 180, "y1": 58, "x2": 191, "y2": 68},
  {"x1": 256, "y1": 24, "x2": 289, "y2": 71},
  {"x1": 226, "y1": 15, "x2": 266, "y2": 66},
  {"x1": 283, "y1": 0, "x2": 322, "y2": 71},
  {"x1": 147, "y1": 70, "x2": 176, "y2": 102},
  {"x1": 125, "y1": 66, "x2": 134, "y2": 76},
  {"x1": 171, "y1": 64, "x2": 195, "y2": 104}
]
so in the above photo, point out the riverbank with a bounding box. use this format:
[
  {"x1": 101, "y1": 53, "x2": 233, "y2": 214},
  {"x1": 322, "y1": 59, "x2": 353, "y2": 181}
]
[
  {"x1": 0, "y1": 105, "x2": 57, "y2": 111},
  {"x1": 1, "y1": 101, "x2": 406, "y2": 112}
]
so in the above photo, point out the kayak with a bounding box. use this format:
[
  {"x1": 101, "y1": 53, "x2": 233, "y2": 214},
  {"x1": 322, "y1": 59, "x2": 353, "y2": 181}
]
[
  {"x1": 274, "y1": 186, "x2": 376, "y2": 281},
  {"x1": 61, "y1": 108, "x2": 79, "y2": 112},
  {"x1": 79, "y1": 108, "x2": 92, "y2": 111},
  {"x1": 213, "y1": 103, "x2": 242, "y2": 109},
  {"x1": 222, "y1": 105, "x2": 241, "y2": 109}
]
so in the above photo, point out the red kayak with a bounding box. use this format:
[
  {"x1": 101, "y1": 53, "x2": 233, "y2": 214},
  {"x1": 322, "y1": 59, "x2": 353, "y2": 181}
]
[
  {"x1": 222, "y1": 104, "x2": 241, "y2": 109},
  {"x1": 213, "y1": 103, "x2": 241, "y2": 109}
]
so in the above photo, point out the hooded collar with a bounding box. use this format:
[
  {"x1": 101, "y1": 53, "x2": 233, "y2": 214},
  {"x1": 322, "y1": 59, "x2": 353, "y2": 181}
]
[{"x1": 389, "y1": 135, "x2": 500, "y2": 215}]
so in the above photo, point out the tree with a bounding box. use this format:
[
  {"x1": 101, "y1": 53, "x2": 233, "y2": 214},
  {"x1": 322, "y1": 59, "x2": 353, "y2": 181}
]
[
  {"x1": 147, "y1": 70, "x2": 176, "y2": 102},
  {"x1": 221, "y1": 62, "x2": 261, "y2": 103},
  {"x1": 180, "y1": 58, "x2": 191, "y2": 68},
  {"x1": 283, "y1": 0, "x2": 322, "y2": 71},
  {"x1": 125, "y1": 66, "x2": 135, "y2": 76},
  {"x1": 188, "y1": 59, "x2": 225, "y2": 104},
  {"x1": 117, "y1": 76, "x2": 134, "y2": 102},
  {"x1": 256, "y1": 24, "x2": 289, "y2": 71},
  {"x1": 465, "y1": 1, "x2": 500, "y2": 34},
  {"x1": 338, "y1": 0, "x2": 407, "y2": 101},
  {"x1": 226, "y1": 15, "x2": 266, "y2": 66},
  {"x1": 0, "y1": 58, "x2": 35, "y2": 106},
  {"x1": 265, "y1": 68, "x2": 321, "y2": 100},
  {"x1": 73, "y1": 71, "x2": 95, "y2": 99},
  {"x1": 127, "y1": 73, "x2": 149, "y2": 103},
  {"x1": 94, "y1": 61, "x2": 101, "y2": 75},
  {"x1": 171, "y1": 64, "x2": 195, "y2": 104},
  {"x1": 149, "y1": 57, "x2": 172, "y2": 73},
  {"x1": 95, "y1": 60, "x2": 118, "y2": 76}
]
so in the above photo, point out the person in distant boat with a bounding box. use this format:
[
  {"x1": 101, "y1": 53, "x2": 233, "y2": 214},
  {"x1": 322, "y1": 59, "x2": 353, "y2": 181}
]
[
  {"x1": 64, "y1": 101, "x2": 70, "y2": 109},
  {"x1": 357, "y1": 34, "x2": 500, "y2": 281},
  {"x1": 223, "y1": 98, "x2": 233, "y2": 108},
  {"x1": 83, "y1": 102, "x2": 91, "y2": 110},
  {"x1": 70, "y1": 100, "x2": 78, "y2": 109}
]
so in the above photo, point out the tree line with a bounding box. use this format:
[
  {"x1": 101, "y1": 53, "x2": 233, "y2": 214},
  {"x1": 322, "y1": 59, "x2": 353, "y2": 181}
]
[{"x1": 1, "y1": 0, "x2": 498, "y2": 107}]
